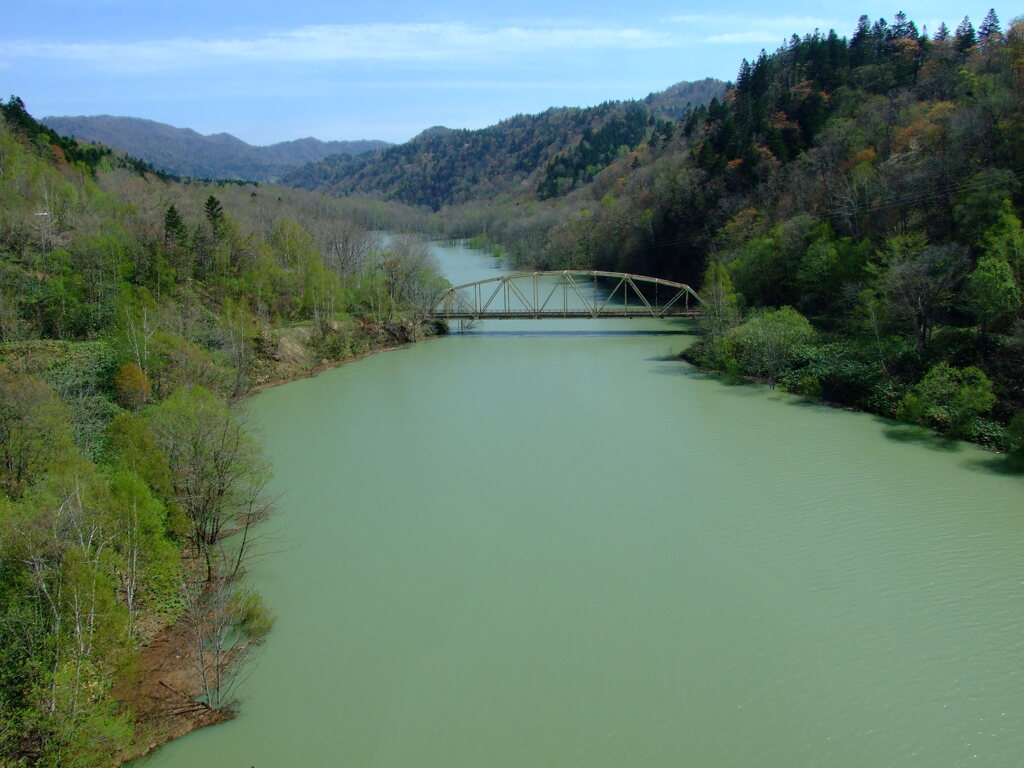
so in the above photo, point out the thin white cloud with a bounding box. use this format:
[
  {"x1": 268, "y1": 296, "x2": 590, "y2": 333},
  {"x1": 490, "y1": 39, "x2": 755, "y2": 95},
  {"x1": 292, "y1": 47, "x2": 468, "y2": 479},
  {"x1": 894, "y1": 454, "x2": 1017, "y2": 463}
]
[
  {"x1": 349, "y1": 80, "x2": 600, "y2": 90},
  {"x1": 2, "y1": 22, "x2": 676, "y2": 71},
  {"x1": 707, "y1": 30, "x2": 804, "y2": 44},
  {"x1": 670, "y1": 14, "x2": 836, "y2": 29},
  {"x1": 670, "y1": 14, "x2": 847, "y2": 45}
]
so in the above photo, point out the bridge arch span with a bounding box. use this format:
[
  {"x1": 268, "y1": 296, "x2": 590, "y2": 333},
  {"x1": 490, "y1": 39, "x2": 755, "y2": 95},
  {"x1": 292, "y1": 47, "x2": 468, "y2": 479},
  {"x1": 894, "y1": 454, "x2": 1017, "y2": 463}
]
[{"x1": 432, "y1": 270, "x2": 704, "y2": 320}]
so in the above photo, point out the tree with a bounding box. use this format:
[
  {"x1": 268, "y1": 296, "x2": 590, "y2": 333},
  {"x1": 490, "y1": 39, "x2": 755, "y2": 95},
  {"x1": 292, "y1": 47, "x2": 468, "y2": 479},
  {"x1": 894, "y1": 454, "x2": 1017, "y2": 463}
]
[
  {"x1": 891, "y1": 11, "x2": 918, "y2": 40},
  {"x1": 965, "y1": 253, "x2": 1021, "y2": 338},
  {"x1": 0, "y1": 375, "x2": 75, "y2": 498},
  {"x1": 955, "y1": 16, "x2": 977, "y2": 53},
  {"x1": 116, "y1": 295, "x2": 157, "y2": 375},
  {"x1": 105, "y1": 412, "x2": 174, "y2": 505},
  {"x1": 736, "y1": 59, "x2": 752, "y2": 93},
  {"x1": 146, "y1": 386, "x2": 271, "y2": 580},
  {"x1": 1007, "y1": 17, "x2": 1024, "y2": 95},
  {"x1": 106, "y1": 469, "x2": 178, "y2": 634},
  {"x1": 4, "y1": 470, "x2": 134, "y2": 766},
  {"x1": 163, "y1": 205, "x2": 187, "y2": 247},
  {"x1": 698, "y1": 260, "x2": 740, "y2": 340},
  {"x1": 851, "y1": 15, "x2": 874, "y2": 65},
  {"x1": 797, "y1": 236, "x2": 842, "y2": 314},
  {"x1": 370, "y1": 234, "x2": 445, "y2": 320},
  {"x1": 1007, "y1": 411, "x2": 1024, "y2": 454},
  {"x1": 217, "y1": 298, "x2": 258, "y2": 397},
  {"x1": 980, "y1": 200, "x2": 1024, "y2": 285},
  {"x1": 732, "y1": 306, "x2": 815, "y2": 387},
  {"x1": 880, "y1": 239, "x2": 967, "y2": 353},
  {"x1": 182, "y1": 583, "x2": 272, "y2": 712},
  {"x1": 954, "y1": 172, "x2": 1021, "y2": 246},
  {"x1": 899, "y1": 362, "x2": 995, "y2": 436},
  {"x1": 113, "y1": 361, "x2": 152, "y2": 410},
  {"x1": 978, "y1": 9, "x2": 1003, "y2": 46},
  {"x1": 203, "y1": 196, "x2": 225, "y2": 235},
  {"x1": 268, "y1": 216, "x2": 316, "y2": 269}
]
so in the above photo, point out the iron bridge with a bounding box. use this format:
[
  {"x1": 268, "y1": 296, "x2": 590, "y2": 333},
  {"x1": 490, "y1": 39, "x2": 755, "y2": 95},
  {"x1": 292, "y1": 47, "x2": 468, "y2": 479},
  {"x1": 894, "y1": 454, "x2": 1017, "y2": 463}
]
[{"x1": 431, "y1": 271, "x2": 704, "y2": 320}]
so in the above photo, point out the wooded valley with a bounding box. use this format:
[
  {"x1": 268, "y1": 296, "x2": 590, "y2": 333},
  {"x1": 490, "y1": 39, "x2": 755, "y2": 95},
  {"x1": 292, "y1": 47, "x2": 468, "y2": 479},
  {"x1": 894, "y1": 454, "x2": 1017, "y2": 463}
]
[{"x1": 2, "y1": 8, "x2": 1024, "y2": 766}]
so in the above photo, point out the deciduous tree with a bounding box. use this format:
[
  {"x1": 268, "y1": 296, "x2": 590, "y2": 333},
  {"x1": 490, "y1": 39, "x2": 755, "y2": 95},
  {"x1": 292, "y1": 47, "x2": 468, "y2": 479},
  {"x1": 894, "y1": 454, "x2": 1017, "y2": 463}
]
[
  {"x1": 732, "y1": 306, "x2": 815, "y2": 387},
  {"x1": 899, "y1": 362, "x2": 995, "y2": 435},
  {"x1": 0, "y1": 375, "x2": 75, "y2": 498},
  {"x1": 182, "y1": 583, "x2": 272, "y2": 712},
  {"x1": 147, "y1": 385, "x2": 271, "y2": 580},
  {"x1": 965, "y1": 253, "x2": 1021, "y2": 338},
  {"x1": 114, "y1": 361, "x2": 152, "y2": 410},
  {"x1": 698, "y1": 260, "x2": 740, "y2": 340},
  {"x1": 880, "y1": 239, "x2": 967, "y2": 353}
]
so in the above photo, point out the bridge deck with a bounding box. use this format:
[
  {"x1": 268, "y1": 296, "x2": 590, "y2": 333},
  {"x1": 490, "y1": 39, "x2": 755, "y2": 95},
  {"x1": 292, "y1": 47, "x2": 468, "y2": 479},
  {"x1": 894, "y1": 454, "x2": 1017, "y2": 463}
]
[{"x1": 436, "y1": 309, "x2": 702, "y2": 319}]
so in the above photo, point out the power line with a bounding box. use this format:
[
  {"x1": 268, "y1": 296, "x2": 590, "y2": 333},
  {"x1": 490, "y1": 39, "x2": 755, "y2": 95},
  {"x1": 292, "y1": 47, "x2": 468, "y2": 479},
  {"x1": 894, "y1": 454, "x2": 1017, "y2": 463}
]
[{"x1": 819, "y1": 164, "x2": 1022, "y2": 220}]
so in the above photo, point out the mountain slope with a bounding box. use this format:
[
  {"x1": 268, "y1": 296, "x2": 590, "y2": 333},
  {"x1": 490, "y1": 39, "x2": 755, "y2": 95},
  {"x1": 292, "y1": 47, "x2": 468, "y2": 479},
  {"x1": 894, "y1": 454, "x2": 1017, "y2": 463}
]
[
  {"x1": 642, "y1": 77, "x2": 728, "y2": 120},
  {"x1": 281, "y1": 79, "x2": 727, "y2": 209},
  {"x1": 41, "y1": 115, "x2": 391, "y2": 181}
]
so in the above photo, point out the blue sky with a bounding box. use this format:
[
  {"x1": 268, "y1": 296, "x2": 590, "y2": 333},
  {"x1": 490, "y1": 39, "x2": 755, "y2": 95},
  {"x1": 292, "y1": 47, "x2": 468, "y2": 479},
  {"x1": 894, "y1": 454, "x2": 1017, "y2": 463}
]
[{"x1": 2, "y1": 1, "x2": 1005, "y2": 145}]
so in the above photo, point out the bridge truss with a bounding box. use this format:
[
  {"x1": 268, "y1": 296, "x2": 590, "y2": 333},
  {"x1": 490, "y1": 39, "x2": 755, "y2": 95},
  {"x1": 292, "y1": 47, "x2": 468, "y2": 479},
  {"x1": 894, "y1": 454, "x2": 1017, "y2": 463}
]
[{"x1": 432, "y1": 270, "x2": 704, "y2": 320}]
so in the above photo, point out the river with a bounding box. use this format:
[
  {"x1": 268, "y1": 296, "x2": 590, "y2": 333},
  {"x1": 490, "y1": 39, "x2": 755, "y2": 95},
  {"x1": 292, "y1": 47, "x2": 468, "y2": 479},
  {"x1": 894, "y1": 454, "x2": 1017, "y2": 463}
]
[{"x1": 141, "y1": 241, "x2": 1024, "y2": 767}]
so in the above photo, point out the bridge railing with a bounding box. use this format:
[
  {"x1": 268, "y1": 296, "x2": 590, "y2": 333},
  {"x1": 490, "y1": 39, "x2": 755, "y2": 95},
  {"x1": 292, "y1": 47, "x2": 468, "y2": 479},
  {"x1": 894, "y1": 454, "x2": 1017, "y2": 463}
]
[{"x1": 431, "y1": 270, "x2": 704, "y2": 320}]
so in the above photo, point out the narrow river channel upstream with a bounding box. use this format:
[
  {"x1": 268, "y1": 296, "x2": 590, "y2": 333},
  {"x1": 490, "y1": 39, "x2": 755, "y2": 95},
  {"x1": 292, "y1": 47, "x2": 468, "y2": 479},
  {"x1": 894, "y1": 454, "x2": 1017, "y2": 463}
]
[{"x1": 140, "y1": 241, "x2": 1024, "y2": 767}]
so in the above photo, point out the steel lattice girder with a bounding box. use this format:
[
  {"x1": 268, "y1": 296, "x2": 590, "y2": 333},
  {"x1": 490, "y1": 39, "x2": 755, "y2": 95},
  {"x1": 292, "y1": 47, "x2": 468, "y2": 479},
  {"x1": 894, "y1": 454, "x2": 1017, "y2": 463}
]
[{"x1": 433, "y1": 271, "x2": 704, "y2": 319}]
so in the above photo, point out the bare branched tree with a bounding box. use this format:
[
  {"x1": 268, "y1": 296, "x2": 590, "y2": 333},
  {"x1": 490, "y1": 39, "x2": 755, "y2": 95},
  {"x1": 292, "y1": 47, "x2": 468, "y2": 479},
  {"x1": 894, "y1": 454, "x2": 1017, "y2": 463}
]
[
  {"x1": 181, "y1": 576, "x2": 273, "y2": 712},
  {"x1": 147, "y1": 386, "x2": 272, "y2": 581}
]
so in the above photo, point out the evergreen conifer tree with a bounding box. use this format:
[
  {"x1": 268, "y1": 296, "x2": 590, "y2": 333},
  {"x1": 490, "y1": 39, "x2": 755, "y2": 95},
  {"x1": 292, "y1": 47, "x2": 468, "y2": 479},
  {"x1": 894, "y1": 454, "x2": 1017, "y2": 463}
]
[
  {"x1": 955, "y1": 16, "x2": 977, "y2": 52},
  {"x1": 978, "y1": 9, "x2": 1003, "y2": 45}
]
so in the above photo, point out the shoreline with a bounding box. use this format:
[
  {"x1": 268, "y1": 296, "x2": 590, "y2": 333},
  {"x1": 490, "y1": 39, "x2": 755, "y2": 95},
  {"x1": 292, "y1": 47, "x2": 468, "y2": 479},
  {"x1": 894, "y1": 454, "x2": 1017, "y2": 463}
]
[
  {"x1": 112, "y1": 611, "x2": 233, "y2": 765},
  {"x1": 243, "y1": 340, "x2": 414, "y2": 399},
  {"x1": 683, "y1": 356, "x2": 1015, "y2": 456},
  {"x1": 114, "y1": 330, "x2": 440, "y2": 765}
]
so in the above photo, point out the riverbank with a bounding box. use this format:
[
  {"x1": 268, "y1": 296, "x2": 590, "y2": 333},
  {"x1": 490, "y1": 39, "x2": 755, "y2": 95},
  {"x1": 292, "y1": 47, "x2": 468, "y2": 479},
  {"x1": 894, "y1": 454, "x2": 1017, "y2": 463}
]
[
  {"x1": 111, "y1": 556, "x2": 233, "y2": 765},
  {"x1": 682, "y1": 353, "x2": 1022, "y2": 457},
  {"x1": 111, "y1": 317, "x2": 445, "y2": 766},
  {"x1": 246, "y1": 317, "x2": 446, "y2": 395},
  {"x1": 681, "y1": 334, "x2": 1024, "y2": 457}
]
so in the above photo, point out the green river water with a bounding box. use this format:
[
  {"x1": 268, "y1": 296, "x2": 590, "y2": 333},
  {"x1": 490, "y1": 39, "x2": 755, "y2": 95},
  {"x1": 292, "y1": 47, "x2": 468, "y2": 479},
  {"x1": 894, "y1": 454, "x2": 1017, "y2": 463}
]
[{"x1": 141, "y1": 242, "x2": 1024, "y2": 767}]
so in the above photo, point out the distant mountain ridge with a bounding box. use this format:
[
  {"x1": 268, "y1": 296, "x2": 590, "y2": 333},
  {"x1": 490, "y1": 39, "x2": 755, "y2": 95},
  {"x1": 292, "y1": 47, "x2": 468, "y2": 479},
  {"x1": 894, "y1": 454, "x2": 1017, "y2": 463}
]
[
  {"x1": 282, "y1": 78, "x2": 727, "y2": 209},
  {"x1": 41, "y1": 115, "x2": 391, "y2": 182}
]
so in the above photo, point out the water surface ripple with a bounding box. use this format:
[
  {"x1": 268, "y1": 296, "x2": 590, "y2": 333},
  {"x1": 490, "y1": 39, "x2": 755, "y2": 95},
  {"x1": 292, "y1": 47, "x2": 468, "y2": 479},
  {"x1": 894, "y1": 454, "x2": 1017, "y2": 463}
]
[{"x1": 141, "y1": 242, "x2": 1024, "y2": 767}]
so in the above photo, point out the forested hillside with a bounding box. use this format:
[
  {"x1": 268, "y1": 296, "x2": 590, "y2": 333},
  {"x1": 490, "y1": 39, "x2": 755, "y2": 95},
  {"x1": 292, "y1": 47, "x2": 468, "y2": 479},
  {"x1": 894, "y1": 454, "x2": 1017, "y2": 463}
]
[
  {"x1": 0, "y1": 97, "x2": 439, "y2": 767},
  {"x1": 642, "y1": 77, "x2": 728, "y2": 120},
  {"x1": 42, "y1": 115, "x2": 391, "y2": 182},
  {"x1": 282, "y1": 79, "x2": 726, "y2": 208},
  {"x1": 442, "y1": 10, "x2": 1024, "y2": 451}
]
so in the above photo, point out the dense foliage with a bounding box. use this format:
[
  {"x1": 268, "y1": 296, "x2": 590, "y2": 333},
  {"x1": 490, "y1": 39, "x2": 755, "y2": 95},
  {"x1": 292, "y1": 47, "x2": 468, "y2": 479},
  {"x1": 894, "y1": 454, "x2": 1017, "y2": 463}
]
[
  {"x1": 676, "y1": 10, "x2": 1024, "y2": 449},
  {"x1": 0, "y1": 99, "x2": 443, "y2": 766},
  {"x1": 537, "y1": 103, "x2": 653, "y2": 199}
]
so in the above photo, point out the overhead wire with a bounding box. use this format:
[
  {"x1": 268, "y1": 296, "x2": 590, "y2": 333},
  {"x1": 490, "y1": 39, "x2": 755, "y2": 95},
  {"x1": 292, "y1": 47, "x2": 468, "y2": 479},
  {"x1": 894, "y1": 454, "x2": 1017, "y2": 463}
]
[{"x1": 610, "y1": 161, "x2": 1022, "y2": 263}]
